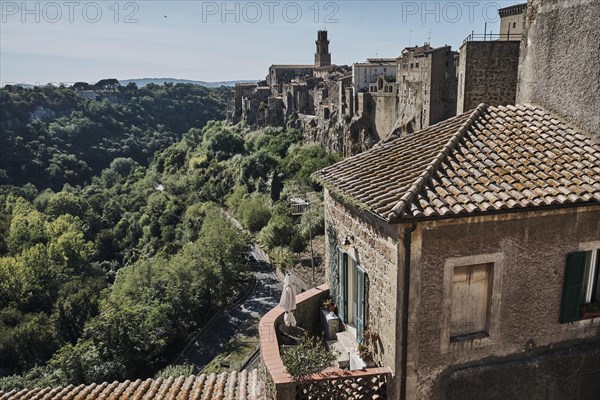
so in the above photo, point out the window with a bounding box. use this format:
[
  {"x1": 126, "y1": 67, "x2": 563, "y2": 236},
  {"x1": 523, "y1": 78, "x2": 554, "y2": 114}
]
[
  {"x1": 338, "y1": 248, "x2": 368, "y2": 343},
  {"x1": 513, "y1": 22, "x2": 516, "y2": 28},
  {"x1": 560, "y1": 249, "x2": 600, "y2": 322},
  {"x1": 450, "y1": 263, "x2": 493, "y2": 340}
]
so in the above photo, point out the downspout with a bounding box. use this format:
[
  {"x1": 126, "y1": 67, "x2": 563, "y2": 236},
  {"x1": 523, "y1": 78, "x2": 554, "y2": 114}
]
[{"x1": 400, "y1": 222, "x2": 417, "y2": 400}]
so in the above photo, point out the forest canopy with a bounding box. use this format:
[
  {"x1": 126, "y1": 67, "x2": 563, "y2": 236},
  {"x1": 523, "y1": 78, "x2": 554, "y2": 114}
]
[
  {"x1": 0, "y1": 83, "x2": 226, "y2": 190},
  {"x1": 0, "y1": 83, "x2": 340, "y2": 390}
]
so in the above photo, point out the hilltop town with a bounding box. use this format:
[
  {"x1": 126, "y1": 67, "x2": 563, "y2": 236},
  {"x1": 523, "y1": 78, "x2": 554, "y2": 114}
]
[
  {"x1": 228, "y1": 2, "x2": 597, "y2": 157},
  {"x1": 0, "y1": 0, "x2": 599, "y2": 399}
]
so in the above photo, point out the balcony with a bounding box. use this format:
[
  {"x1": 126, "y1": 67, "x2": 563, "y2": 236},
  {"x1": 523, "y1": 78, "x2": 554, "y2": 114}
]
[{"x1": 258, "y1": 284, "x2": 391, "y2": 399}]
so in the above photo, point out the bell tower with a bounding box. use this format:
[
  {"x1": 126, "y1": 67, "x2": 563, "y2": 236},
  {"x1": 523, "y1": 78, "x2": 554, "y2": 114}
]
[{"x1": 315, "y1": 30, "x2": 331, "y2": 67}]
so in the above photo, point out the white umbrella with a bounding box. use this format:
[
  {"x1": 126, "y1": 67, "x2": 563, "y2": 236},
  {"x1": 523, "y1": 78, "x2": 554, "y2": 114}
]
[{"x1": 279, "y1": 273, "x2": 297, "y2": 327}]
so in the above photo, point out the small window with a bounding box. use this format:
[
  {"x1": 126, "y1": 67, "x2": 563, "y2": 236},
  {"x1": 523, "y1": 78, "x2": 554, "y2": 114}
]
[
  {"x1": 560, "y1": 250, "x2": 600, "y2": 322},
  {"x1": 450, "y1": 263, "x2": 492, "y2": 340},
  {"x1": 513, "y1": 22, "x2": 516, "y2": 28},
  {"x1": 416, "y1": 62, "x2": 419, "y2": 68},
  {"x1": 410, "y1": 63, "x2": 413, "y2": 69}
]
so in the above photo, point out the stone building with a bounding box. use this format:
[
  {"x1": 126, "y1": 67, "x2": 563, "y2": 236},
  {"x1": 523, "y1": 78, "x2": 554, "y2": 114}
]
[
  {"x1": 499, "y1": 2, "x2": 527, "y2": 39},
  {"x1": 315, "y1": 102, "x2": 600, "y2": 400},
  {"x1": 352, "y1": 58, "x2": 397, "y2": 94},
  {"x1": 311, "y1": 1, "x2": 600, "y2": 398},
  {"x1": 315, "y1": 30, "x2": 331, "y2": 67},
  {"x1": 456, "y1": 3, "x2": 525, "y2": 114},
  {"x1": 266, "y1": 65, "x2": 314, "y2": 96},
  {"x1": 394, "y1": 44, "x2": 458, "y2": 133}
]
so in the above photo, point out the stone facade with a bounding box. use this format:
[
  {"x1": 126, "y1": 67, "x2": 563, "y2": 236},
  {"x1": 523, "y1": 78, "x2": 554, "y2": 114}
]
[
  {"x1": 324, "y1": 192, "x2": 600, "y2": 400},
  {"x1": 315, "y1": 30, "x2": 331, "y2": 68},
  {"x1": 324, "y1": 190, "x2": 402, "y2": 398},
  {"x1": 456, "y1": 40, "x2": 521, "y2": 114},
  {"x1": 267, "y1": 65, "x2": 314, "y2": 95},
  {"x1": 498, "y1": 3, "x2": 527, "y2": 39},
  {"x1": 395, "y1": 45, "x2": 457, "y2": 133},
  {"x1": 517, "y1": 0, "x2": 600, "y2": 137},
  {"x1": 407, "y1": 207, "x2": 600, "y2": 399},
  {"x1": 352, "y1": 59, "x2": 397, "y2": 94}
]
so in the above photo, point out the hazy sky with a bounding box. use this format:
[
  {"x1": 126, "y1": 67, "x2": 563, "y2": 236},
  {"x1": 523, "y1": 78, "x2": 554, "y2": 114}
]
[{"x1": 0, "y1": 0, "x2": 519, "y2": 85}]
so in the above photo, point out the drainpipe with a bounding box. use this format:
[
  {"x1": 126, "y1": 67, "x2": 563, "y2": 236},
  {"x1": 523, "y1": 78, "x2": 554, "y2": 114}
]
[{"x1": 400, "y1": 222, "x2": 417, "y2": 400}]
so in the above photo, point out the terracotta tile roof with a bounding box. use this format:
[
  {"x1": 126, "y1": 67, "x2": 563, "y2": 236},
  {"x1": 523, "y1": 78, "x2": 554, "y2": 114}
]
[
  {"x1": 0, "y1": 370, "x2": 263, "y2": 400},
  {"x1": 315, "y1": 104, "x2": 600, "y2": 221}
]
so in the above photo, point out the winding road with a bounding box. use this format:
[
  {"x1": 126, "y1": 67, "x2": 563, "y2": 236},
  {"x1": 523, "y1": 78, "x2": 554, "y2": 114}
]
[{"x1": 172, "y1": 243, "x2": 282, "y2": 370}]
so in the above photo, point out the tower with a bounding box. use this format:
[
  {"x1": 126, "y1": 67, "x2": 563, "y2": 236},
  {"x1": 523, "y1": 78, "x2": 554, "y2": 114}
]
[{"x1": 315, "y1": 30, "x2": 331, "y2": 67}]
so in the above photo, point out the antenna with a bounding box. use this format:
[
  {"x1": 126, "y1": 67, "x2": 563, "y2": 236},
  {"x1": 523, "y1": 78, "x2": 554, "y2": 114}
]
[{"x1": 427, "y1": 28, "x2": 432, "y2": 45}]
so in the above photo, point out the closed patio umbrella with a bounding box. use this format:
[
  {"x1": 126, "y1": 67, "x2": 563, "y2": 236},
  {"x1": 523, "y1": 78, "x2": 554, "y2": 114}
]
[{"x1": 279, "y1": 273, "x2": 297, "y2": 327}]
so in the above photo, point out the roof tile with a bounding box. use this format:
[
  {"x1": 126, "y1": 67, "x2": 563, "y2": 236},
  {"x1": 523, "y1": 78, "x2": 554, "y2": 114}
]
[
  {"x1": 315, "y1": 104, "x2": 600, "y2": 221},
  {"x1": 0, "y1": 371, "x2": 262, "y2": 400}
]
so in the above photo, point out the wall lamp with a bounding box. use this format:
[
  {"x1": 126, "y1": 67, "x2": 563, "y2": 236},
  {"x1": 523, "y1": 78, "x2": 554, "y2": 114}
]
[{"x1": 342, "y1": 235, "x2": 354, "y2": 252}]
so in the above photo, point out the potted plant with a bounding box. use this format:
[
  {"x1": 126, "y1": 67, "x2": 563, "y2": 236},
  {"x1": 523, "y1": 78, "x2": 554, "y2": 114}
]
[
  {"x1": 363, "y1": 329, "x2": 379, "y2": 343},
  {"x1": 357, "y1": 343, "x2": 373, "y2": 363},
  {"x1": 581, "y1": 301, "x2": 600, "y2": 319},
  {"x1": 323, "y1": 298, "x2": 336, "y2": 313}
]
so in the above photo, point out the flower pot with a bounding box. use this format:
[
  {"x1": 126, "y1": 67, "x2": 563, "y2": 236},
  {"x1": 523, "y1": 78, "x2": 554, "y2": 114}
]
[{"x1": 581, "y1": 311, "x2": 600, "y2": 319}]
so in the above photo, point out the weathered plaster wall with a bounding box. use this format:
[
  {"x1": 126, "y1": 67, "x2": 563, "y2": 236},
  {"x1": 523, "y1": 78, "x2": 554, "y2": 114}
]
[
  {"x1": 323, "y1": 190, "x2": 401, "y2": 396},
  {"x1": 372, "y1": 92, "x2": 397, "y2": 139},
  {"x1": 441, "y1": 339, "x2": 600, "y2": 400},
  {"x1": 457, "y1": 41, "x2": 520, "y2": 114},
  {"x1": 409, "y1": 206, "x2": 600, "y2": 399},
  {"x1": 516, "y1": 0, "x2": 600, "y2": 136}
]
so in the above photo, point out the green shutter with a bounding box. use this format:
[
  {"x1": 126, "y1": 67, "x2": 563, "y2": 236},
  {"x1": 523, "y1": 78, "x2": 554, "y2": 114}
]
[
  {"x1": 338, "y1": 249, "x2": 348, "y2": 323},
  {"x1": 357, "y1": 265, "x2": 365, "y2": 344},
  {"x1": 559, "y1": 252, "x2": 587, "y2": 323}
]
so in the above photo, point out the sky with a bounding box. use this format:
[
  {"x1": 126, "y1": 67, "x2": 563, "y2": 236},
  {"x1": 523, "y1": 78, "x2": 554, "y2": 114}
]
[{"x1": 0, "y1": 0, "x2": 521, "y2": 85}]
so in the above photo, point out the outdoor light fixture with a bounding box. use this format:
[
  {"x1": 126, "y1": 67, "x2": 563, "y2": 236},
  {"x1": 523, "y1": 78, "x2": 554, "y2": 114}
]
[{"x1": 342, "y1": 235, "x2": 354, "y2": 252}]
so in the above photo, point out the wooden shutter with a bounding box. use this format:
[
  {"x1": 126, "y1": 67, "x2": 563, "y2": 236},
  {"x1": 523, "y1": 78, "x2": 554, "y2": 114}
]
[
  {"x1": 559, "y1": 252, "x2": 587, "y2": 323},
  {"x1": 338, "y1": 249, "x2": 348, "y2": 323},
  {"x1": 357, "y1": 265, "x2": 365, "y2": 344},
  {"x1": 450, "y1": 264, "x2": 491, "y2": 337}
]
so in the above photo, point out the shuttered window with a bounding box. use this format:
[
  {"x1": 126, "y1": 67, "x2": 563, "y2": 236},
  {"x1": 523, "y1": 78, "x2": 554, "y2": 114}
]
[
  {"x1": 450, "y1": 263, "x2": 492, "y2": 339},
  {"x1": 356, "y1": 265, "x2": 365, "y2": 343},
  {"x1": 559, "y1": 251, "x2": 593, "y2": 323},
  {"x1": 338, "y1": 248, "x2": 348, "y2": 323}
]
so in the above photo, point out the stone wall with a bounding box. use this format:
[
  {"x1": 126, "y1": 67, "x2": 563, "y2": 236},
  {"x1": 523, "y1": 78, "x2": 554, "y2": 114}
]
[
  {"x1": 457, "y1": 41, "x2": 520, "y2": 114},
  {"x1": 324, "y1": 190, "x2": 401, "y2": 397},
  {"x1": 408, "y1": 206, "x2": 600, "y2": 399},
  {"x1": 372, "y1": 92, "x2": 397, "y2": 139},
  {"x1": 516, "y1": 0, "x2": 600, "y2": 137},
  {"x1": 440, "y1": 339, "x2": 600, "y2": 400},
  {"x1": 428, "y1": 48, "x2": 457, "y2": 126}
]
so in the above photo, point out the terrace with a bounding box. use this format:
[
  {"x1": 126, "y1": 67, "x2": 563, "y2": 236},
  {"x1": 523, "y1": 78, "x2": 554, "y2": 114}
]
[{"x1": 258, "y1": 284, "x2": 391, "y2": 399}]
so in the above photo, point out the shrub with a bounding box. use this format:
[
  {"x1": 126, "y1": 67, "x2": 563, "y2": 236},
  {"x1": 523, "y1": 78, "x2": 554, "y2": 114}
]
[
  {"x1": 237, "y1": 195, "x2": 272, "y2": 232},
  {"x1": 281, "y1": 335, "x2": 336, "y2": 379},
  {"x1": 258, "y1": 214, "x2": 295, "y2": 250},
  {"x1": 270, "y1": 246, "x2": 294, "y2": 273}
]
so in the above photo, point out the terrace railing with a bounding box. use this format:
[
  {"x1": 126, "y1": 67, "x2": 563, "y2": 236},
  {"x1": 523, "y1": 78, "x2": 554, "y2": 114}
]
[{"x1": 258, "y1": 284, "x2": 392, "y2": 400}]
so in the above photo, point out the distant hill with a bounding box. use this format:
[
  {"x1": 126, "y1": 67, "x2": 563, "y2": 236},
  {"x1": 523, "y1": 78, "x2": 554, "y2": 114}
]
[
  {"x1": 2, "y1": 79, "x2": 256, "y2": 89},
  {"x1": 120, "y1": 78, "x2": 257, "y2": 87}
]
